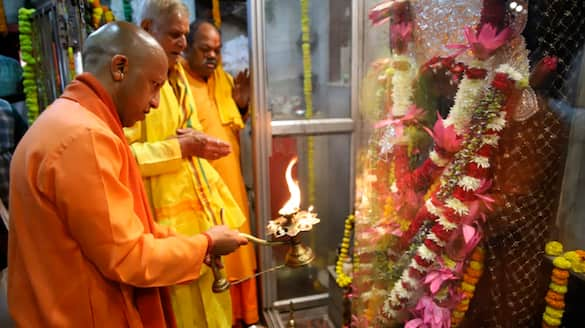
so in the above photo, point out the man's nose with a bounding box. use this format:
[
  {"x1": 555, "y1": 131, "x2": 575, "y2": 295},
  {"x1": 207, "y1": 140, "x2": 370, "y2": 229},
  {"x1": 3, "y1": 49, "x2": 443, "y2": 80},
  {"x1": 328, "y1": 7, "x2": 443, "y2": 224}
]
[
  {"x1": 150, "y1": 92, "x2": 160, "y2": 108},
  {"x1": 177, "y1": 35, "x2": 186, "y2": 50}
]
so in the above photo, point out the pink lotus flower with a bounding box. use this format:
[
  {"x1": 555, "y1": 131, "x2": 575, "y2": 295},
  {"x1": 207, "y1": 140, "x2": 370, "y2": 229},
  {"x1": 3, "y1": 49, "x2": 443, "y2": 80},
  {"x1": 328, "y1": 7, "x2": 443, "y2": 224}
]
[
  {"x1": 391, "y1": 21, "x2": 413, "y2": 42},
  {"x1": 423, "y1": 114, "x2": 463, "y2": 153},
  {"x1": 368, "y1": 0, "x2": 410, "y2": 26},
  {"x1": 464, "y1": 24, "x2": 512, "y2": 60},
  {"x1": 368, "y1": 1, "x2": 394, "y2": 26},
  {"x1": 424, "y1": 268, "x2": 458, "y2": 295},
  {"x1": 374, "y1": 105, "x2": 423, "y2": 130},
  {"x1": 405, "y1": 296, "x2": 451, "y2": 328}
]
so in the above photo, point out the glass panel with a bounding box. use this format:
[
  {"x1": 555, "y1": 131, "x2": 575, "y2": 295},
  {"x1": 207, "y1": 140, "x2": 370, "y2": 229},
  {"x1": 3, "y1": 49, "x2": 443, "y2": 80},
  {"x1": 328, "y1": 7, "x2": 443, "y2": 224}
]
[
  {"x1": 266, "y1": 134, "x2": 351, "y2": 301},
  {"x1": 352, "y1": 0, "x2": 585, "y2": 327},
  {"x1": 264, "y1": 0, "x2": 351, "y2": 120}
]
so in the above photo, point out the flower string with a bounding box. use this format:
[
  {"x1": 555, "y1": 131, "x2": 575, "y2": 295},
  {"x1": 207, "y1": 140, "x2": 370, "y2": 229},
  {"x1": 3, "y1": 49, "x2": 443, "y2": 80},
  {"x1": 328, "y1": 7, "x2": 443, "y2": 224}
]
[
  {"x1": 212, "y1": 0, "x2": 221, "y2": 28},
  {"x1": 300, "y1": 0, "x2": 315, "y2": 204},
  {"x1": 543, "y1": 241, "x2": 570, "y2": 327},
  {"x1": 89, "y1": 0, "x2": 115, "y2": 29},
  {"x1": 18, "y1": 8, "x2": 39, "y2": 125},
  {"x1": 383, "y1": 65, "x2": 526, "y2": 320},
  {"x1": 0, "y1": 0, "x2": 7, "y2": 35},
  {"x1": 335, "y1": 214, "x2": 355, "y2": 288},
  {"x1": 451, "y1": 246, "x2": 484, "y2": 327}
]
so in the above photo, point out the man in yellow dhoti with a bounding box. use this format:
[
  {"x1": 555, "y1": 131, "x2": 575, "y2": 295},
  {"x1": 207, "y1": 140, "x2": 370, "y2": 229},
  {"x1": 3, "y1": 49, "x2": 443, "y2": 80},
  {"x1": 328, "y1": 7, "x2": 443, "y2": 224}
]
[
  {"x1": 126, "y1": 1, "x2": 246, "y2": 327},
  {"x1": 181, "y1": 20, "x2": 259, "y2": 327}
]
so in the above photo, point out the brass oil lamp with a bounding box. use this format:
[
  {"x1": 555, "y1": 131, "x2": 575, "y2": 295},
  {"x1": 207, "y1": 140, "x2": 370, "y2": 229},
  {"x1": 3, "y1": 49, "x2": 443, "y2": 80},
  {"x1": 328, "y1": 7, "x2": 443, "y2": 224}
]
[{"x1": 211, "y1": 158, "x2": 320, "y2": 293}]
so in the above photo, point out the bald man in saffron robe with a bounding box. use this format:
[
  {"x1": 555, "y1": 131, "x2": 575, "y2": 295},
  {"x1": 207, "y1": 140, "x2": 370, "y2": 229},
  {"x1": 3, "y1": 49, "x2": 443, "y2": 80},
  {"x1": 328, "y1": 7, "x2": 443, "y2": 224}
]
[{"x1": 7, "y1": 21, "x2": 246, "y2": 328}]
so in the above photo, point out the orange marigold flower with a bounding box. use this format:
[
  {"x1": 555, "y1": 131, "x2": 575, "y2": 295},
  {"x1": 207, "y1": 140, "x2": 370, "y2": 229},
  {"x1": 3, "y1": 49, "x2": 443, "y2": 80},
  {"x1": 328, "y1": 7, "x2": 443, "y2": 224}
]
[
  {"x1": 546, "y1": 290, "x2": 564, "y2": 301},
  {"x1": 545, "y1": 297, "x2": 565, "y2": 310},
  {"x1": 466, "y1": 267, "x2": 482, "y2": 278},
  {"x1": 463, "y1": 274, "x2": 479, "y2": 285},
  {"x1": 552, "y1": 268, "x2": 569, "y2": 279},
  {"x1": 551, "y1": 275, "x2": 568, "y2": 286}
]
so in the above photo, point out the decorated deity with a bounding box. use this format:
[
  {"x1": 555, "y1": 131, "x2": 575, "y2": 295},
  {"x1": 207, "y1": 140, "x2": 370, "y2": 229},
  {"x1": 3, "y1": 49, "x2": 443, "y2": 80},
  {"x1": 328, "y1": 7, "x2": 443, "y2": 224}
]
[{"x1": 351, "y1": 0, "x2": 570, "y2": 327}]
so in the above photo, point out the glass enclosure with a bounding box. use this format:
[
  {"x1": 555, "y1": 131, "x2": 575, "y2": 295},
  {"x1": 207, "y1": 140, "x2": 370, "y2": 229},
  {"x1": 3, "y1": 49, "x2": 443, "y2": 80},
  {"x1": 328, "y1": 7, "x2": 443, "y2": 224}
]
[
  {"x1": 351, "y1": 0, "x2": 585, "y2": 327},
  {"x1": 248, "y1": 0, "x2": 356, "y2": 324},
  {"x1": 263, "y1": 0, "x2": 352, "y2": 120}
]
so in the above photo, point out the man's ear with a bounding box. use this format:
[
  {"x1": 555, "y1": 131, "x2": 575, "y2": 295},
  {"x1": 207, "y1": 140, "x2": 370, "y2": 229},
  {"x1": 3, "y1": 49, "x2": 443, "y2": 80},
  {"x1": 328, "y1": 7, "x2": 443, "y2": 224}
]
[
  {"x1": 110, "y1": 54, "x2": 128, "y2": 81},
  {"x1": 141, "y1": 19, "x2": 152, "y2": 32}
]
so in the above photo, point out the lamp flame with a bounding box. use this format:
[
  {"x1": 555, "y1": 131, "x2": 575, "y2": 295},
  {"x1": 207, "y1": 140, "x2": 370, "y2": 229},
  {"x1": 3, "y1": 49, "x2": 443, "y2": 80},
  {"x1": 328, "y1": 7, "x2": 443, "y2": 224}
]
[{"x1": 279, "y1": 157, "x2": 300, "y2": 216}]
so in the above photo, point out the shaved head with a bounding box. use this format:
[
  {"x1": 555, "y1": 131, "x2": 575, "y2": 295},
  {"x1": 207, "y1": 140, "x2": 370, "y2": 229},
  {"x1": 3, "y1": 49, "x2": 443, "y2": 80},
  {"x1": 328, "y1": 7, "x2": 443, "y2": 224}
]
[
  {"x1": 83, "y1": 21, "x2": 164, "y2": 73},
  {"x1": 82, "y1": 21, "x2": 168, "y2": 127}
]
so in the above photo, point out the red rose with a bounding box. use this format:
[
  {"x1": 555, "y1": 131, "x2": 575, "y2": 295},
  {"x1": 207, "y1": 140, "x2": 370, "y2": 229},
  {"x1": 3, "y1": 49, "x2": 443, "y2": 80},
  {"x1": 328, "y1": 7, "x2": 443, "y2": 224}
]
[
  {"x1": 414, "y1": 254, "x2": 432, "y2": 267},
  {"x1": 477, "y1": 144, "x2": 493, "y2": 157},
  {"x1": 431, "y1": 224, "x2": 452, "y2": 242},
  {"x1": 529, "y1": 55, "x2": 558, "y2": 90},
  {"x1": 409, "y1": 267, "x2": 424, "y2": 279},
  {"x1": 453, "y1": 186, "x2": 475, "y2": 201},
  {"x1": 492, "y1": 72, "x2": 512, "y2": 91},
  {"x1": 424, "y1": 238, "x2": 442, "y2": 253},
  {"x1": 465, "y1": 162, "x2": 485, "y2": 178},
  {"x1": 465, "y1": 67, "x2": 487, "y2": 79}
]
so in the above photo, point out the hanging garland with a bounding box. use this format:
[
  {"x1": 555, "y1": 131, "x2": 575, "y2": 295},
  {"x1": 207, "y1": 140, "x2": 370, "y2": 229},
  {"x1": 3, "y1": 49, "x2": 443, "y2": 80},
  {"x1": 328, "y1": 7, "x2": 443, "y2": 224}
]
[
  {"x1": 542, "y1": 241, "x2": 585, "y2": 327},
  {"x1": 335, "y1": 214, "x2": 355, "y2": 288},
  {"x1": 0, "y1": 0, "x2": 7, "y2": 35},
  {"x1": 451, "y1": 246, "x2": 484, "y2": 326},
  {"x1": 300, "y1": 0, "x2": 315, "y2": 205},
  {"x1": 89, "y1": 0, "x2": 115, "y2": 29},
  {"x1": 212, "y1": 0, "x2": 221, "y2": 28},
  {"x1": 383, "y1": 63, "x2": 526, "y2": 322},
  {"x1": 18, "y1": 8, "x2": 39, "y2": 125}
]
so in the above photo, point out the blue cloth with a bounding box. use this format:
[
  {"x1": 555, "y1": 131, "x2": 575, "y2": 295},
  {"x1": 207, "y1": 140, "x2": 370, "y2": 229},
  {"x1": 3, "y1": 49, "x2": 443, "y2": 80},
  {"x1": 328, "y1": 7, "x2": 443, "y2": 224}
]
[
  {"x1": 0, "y1": 55, "x2": 23, "y2": 98},
  {"x1": 0, "y1": 99, "x2": 15, "y2": 207},
  {"x1": 0, "y1": 98, "x2": 27, "y2": 207}
]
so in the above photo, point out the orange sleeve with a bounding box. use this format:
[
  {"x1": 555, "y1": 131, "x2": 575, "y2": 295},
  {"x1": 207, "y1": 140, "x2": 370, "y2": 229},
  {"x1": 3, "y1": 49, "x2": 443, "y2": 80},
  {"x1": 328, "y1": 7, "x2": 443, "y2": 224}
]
[{"x1": 50, "y1": 129, "x2": 207, "y2": 287}]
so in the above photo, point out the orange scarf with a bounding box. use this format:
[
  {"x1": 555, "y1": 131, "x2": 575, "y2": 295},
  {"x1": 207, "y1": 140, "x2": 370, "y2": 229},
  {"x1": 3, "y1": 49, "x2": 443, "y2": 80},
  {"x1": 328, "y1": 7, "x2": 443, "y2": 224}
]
[{"x1": 60, "y1": 73, "x2": 177, "y2": 328}]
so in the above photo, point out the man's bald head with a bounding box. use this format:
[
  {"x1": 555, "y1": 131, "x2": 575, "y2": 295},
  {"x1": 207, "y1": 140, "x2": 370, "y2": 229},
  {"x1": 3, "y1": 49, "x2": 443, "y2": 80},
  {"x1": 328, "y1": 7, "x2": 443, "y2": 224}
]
[
  {"x1": 81, "y1": 21, "x2": 168, "y2": 127},
  {"x1": 83, "y1": 21, "x2": 164, "y2": 74}
]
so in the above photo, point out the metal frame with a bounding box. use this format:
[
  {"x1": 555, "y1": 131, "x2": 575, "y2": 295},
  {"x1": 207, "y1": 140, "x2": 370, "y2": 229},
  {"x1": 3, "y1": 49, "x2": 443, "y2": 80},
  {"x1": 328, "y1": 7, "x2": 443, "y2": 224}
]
[{"x1": 249, "y1": 0, "x2": 364, "y2": 325}]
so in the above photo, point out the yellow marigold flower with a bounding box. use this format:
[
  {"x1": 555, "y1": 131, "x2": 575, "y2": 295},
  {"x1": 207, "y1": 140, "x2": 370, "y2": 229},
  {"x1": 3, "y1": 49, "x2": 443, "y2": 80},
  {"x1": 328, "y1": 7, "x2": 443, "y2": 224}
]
[
  {"x1": 563, "y1": 251, "x2": 580, "y2": 264},
  {"x1": 549, "y1": 283, "x2": 568, "y2": 294},
  {"x1": 545, "y1": 241, "x2": 563, "y2": 256},
  {"x1": 461, "y1": 282, "x2": 475, "y2": 293},
  {"x1": 573, "y1": 263, "x2": 585, "y2": 273},
  {"x1": 544, "y1": 306, "x2": 564, "y2": 319},
  {"x1": 553, "y1": 257, "x2": 572, "y2": 270},
  {"x1": 469, "y1": 260, "x2": 483, "y2": 271},
  {"x1": 452, "y1": 310, "x2": 465, "y2": 318},
  {"x1": 542, "y1": 313, "x2": 561, "y2": 326}
]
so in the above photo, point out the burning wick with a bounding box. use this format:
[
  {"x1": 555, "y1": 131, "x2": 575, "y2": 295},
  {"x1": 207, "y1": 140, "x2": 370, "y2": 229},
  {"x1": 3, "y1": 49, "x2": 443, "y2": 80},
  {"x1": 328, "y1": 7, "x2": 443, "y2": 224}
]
[{"x1": 279, "y1": 157, "x2": 300, "y2": 217}]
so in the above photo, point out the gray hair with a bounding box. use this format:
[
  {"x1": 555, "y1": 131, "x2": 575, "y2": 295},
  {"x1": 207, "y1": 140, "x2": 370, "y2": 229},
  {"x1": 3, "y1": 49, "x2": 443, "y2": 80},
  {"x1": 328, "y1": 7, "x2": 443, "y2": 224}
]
[{"x1": 134, "y1": 0, "x2": 189, "y2": 25}]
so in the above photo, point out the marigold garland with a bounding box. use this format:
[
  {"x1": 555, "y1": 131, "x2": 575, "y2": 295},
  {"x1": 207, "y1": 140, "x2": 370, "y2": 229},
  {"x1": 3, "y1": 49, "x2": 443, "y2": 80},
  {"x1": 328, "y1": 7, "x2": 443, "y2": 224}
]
[
  {"x1": 383, "y1": 65, "x2": 525, "y2": 320},
  {"x1": 18, "y1": 7, "x2": 39, "y2": 124},
  {"x1": 300, "y1": 0, "x2": 315, "y2": 205},
  {"x1": 212, "y1": 0, "x2": 221, "y2": 28},
  {"x1": 335, "y1": 214, "x2": 355, "y2": 288},
  {"x1": 449, "y1": 245, "x2": 484, "y2": 328},
  {"x1": 0, "y1": 0, "x2": 7, "y2": 35},
  {"x1": 89, "y1": 0, "x2": 115, "y2": 29},
  {"x1": 542, "y1": 241, "x2": 572, "y2": 328}
]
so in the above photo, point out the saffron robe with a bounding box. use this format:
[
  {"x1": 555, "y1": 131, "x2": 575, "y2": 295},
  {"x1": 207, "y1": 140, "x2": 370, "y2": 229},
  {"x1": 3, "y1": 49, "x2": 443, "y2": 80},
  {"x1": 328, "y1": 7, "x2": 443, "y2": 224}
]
[
  {"x1": 182, "y1": 60, "x2": 258, "y2": 325},
  {"x1": 8, "y1": 73, "x2": 209, "y2": 327},
  {"x1": 124, "y1": 64, "x2": 245, "y2": 328}
]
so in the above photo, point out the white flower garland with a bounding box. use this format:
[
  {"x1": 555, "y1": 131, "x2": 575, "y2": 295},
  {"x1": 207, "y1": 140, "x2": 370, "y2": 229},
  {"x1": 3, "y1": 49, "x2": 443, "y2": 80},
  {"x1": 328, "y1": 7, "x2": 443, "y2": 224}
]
[
  {"x1": 381, "y1": 64, "x2": 526, "y2": 319},
  {"x1": 391, "y1": 54, "x2": 417, "y2": 116},
  {"x1": 443, "y1": 61, "x2": 488, "y2": 135}
]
